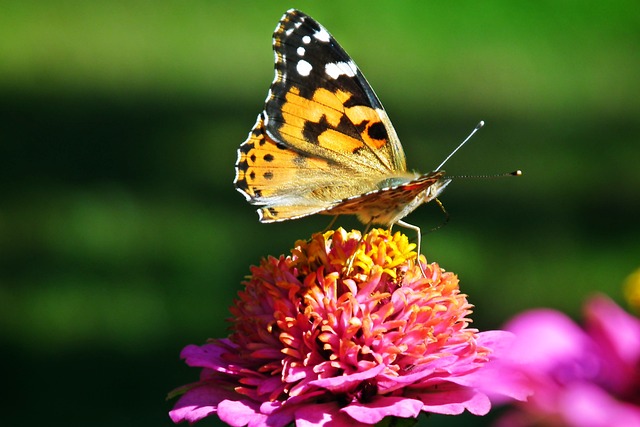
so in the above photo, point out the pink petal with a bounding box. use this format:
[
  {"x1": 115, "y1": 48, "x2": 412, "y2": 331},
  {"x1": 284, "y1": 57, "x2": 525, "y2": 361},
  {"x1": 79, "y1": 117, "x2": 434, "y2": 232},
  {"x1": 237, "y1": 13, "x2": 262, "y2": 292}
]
[
  {"x1": 309, "y1": 365, "x2": 385, "y2": 393},
  {"x1": 260, "y1": 407, "x2": 300, "y2": 427},
  {"x1": 341, "y1": 396, "x2": 423, "y2": 423},
  {"x1": 414, "y1": 385, "x2": 491, "y2": 415},
  {"x1": 180, "y1": 341, "x2": 235, "y2": 373},
  {"x1": 560, "y1": 382, "x2": 640, "y2": 427},
  {"x1": 475, "y1": 330, "x2": 515, "y2": 352},
  {"x1": 295, "y1": 402, "x2": 369, "y2": 427},
  {"x1": 585, "y1": 295, "x2": 640, "y2": 366},
  {"x1": 462, "y1": 331, "x2": 532, "y2": 402},
  {"x1": 169, "y1": 385, "x2": 237, "y2": 424},
  {"x1": 462, "y1": 358, "x2": 532, "y2": 403},
  {"x1": 504, "y1": 309, "x2": 594, "y2": 374},
  {"x1": 217, "y1": 399, "x2": 264, "y2": 427},
  {"x1": 377, "y1": 358, "x2": 457, "y2": 392}
]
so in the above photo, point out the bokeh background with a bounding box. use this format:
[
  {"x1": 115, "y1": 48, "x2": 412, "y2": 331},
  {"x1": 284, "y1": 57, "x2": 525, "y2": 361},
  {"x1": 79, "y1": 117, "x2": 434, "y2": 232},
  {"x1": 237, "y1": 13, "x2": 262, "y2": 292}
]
[{"x1": 2, "y1": 1, "x2": 638, "y2": 426}]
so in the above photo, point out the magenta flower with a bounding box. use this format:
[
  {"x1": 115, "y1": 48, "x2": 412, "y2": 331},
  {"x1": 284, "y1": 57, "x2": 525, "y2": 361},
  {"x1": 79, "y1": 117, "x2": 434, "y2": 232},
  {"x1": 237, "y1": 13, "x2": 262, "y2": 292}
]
[
  {"x1": 169, "y1": 228, "x2": 526, "y2": 426},
  {"x1": 495, "y1": 295, "x2": 640, "y2": 427}
]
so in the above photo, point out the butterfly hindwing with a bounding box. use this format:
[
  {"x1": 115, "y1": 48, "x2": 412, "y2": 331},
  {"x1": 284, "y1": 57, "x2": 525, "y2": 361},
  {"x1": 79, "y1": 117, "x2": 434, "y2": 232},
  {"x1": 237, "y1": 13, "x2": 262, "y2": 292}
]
[{"x1": 235, "y1": 114, "x2": 341, "y2": 221}]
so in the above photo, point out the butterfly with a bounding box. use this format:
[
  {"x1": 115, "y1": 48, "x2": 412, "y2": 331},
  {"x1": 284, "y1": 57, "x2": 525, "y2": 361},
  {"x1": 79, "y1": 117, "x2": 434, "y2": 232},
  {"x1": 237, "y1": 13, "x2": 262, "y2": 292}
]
[{"x1": 234, "y1": 9, "x2": 452, "y2": 238}]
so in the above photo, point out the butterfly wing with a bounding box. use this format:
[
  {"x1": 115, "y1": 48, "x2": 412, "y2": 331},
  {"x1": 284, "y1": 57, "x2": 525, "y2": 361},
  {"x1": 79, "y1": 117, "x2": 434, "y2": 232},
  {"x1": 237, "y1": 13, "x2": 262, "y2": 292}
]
[
  {"x1": 236, "y1": 114, "x2": 371, "y2": 222},
  {"x1": 264, "y1": 9, "x2": 406, "y2": 174}
]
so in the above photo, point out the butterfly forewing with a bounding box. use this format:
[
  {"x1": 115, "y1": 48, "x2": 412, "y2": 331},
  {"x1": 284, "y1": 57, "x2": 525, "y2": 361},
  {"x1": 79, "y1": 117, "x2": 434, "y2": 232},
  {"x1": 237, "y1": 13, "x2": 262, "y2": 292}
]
[{"x1": 265, "y1": 9, "x2": 407, "y2": 174}]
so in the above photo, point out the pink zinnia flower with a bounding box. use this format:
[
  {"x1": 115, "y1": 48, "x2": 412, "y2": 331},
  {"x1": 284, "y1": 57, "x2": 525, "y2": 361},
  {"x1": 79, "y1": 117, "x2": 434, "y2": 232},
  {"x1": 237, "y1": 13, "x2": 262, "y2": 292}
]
[
  {"x1": 495, "y1": 295, "x2": 640, "y2": 427},
  {"x1": 169, "y1": 228, "x2": 526, "y2": 426}
]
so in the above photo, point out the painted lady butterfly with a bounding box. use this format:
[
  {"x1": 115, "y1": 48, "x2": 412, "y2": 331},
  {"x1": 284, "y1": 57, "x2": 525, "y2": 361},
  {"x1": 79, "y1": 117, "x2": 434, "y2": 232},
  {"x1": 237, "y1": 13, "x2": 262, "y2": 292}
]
[{"x1": 235, "y1": 9, "x2": 454, "y2": 236}]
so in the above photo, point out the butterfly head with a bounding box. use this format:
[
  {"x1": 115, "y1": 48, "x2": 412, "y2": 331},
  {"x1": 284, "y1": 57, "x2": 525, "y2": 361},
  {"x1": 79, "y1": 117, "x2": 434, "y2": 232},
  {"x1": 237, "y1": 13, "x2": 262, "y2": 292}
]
[
  {"x1": 421, "y1": 175, "x2": 451, "y2": 205},
  {"x1": 389, "y1": 173, "x2": 451, "y2": 225}
]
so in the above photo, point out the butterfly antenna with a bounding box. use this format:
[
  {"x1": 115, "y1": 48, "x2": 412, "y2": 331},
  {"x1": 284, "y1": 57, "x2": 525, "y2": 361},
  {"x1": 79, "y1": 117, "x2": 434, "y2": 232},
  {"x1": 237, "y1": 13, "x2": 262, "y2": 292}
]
[
  {"x1": 430, "y1": 198, "x2": 450, "y2": 231},
  {"x1": 449, "y1": 170, "x2": 523, "y2": 179},
  {"x1": 414, "y1": 198, "x2": 450, "y2": 236},
  {"x1": 435, "y1": 121, "x2": 484, "y2": 172}
]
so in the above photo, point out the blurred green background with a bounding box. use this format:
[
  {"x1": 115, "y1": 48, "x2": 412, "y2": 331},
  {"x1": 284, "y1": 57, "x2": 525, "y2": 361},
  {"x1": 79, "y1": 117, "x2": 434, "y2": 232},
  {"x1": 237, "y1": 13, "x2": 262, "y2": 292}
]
[{"x1": 1, "y1": 1, "x2": 638, "y2": 426}]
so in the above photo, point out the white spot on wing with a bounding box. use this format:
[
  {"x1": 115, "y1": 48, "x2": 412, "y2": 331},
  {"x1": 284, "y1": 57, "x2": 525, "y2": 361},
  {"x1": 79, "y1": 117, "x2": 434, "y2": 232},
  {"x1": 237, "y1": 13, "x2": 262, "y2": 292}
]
[
  {"x1": 296, "y1": 46, "x2": 305, "y2": 56},
  {"x1": 296, "y1": 59, "x2": 313, "y2": 76},
  {"x1": 313, "y1": 27, "x2": 331, "y2": 42},
  {"x1": 325, "y1": 61, "x2": 357, "y2": 79},
  {"x1": 302, "y1": 35, "x2": 311, "y2": 44}
]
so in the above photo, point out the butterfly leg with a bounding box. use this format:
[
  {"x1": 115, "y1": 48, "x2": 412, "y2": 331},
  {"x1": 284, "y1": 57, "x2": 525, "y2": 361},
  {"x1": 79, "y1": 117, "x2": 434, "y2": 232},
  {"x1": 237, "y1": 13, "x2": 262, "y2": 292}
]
[
  {"x1": 323, "y1": 215, "x2": 340, "y2": 232},
  {"x1": 395, "y1": 220, "x2": 428, "y2": 278}
]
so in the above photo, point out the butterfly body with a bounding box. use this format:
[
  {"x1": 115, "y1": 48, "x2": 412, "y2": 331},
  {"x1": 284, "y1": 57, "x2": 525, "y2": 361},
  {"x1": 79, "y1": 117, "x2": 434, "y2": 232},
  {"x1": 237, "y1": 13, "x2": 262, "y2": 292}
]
[
  {"x1": 325, "y1": 172, "x2": 450, "y2": 226},
  {"x1": 234, "y1": 9, "x2": 452, "y2": 227}
]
